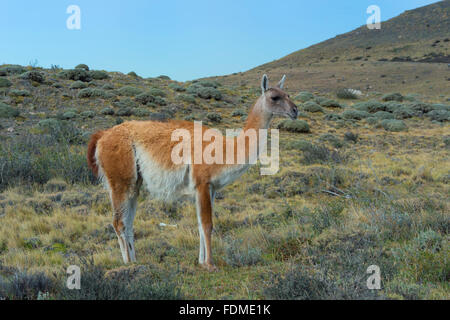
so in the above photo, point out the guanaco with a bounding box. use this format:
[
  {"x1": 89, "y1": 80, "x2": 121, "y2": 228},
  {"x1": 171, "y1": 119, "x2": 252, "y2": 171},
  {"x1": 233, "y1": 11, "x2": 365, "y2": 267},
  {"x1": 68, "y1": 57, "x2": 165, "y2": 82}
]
[{"x1": 87, "y1": 74, "x2": 298, "y2": 271}]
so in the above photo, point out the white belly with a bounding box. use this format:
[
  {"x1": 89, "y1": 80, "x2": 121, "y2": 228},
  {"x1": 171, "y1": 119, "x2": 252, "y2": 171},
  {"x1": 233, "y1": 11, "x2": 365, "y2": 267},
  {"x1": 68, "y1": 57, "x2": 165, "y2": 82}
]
[{"x1": 135, "y1": 145, "x2": 195, "y2": 201}]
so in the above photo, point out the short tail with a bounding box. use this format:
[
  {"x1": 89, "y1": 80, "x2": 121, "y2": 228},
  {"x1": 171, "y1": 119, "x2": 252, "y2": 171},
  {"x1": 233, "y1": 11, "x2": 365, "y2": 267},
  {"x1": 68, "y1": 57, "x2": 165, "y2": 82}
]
[{"x1": 87, "y1": 131, "x2": 105, "y2": 177}]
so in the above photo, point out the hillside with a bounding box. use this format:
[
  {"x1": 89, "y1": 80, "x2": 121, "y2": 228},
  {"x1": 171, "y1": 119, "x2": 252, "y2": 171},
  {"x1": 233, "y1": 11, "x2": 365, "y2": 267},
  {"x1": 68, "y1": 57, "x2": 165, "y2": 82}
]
[{"x1": 208, "y1": 1, "x2": 450, "y2": 96}]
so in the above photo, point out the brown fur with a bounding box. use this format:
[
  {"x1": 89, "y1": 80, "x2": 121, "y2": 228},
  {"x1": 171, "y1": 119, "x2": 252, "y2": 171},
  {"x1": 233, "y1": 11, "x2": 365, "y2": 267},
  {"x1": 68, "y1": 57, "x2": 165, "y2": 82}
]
[{"x1": 87, "y1": 130, "x2": 105, "y2": 177}]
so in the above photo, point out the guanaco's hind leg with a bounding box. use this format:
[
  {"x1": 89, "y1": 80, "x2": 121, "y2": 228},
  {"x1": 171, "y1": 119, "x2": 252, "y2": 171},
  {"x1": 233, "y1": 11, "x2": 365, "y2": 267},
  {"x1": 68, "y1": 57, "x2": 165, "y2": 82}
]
[
  {"x1": 111, "y1": 176, "x2": 142, "y2": 263},
  {"x1": 196, "y1": 183, "x2": 217, "y2": 271}
]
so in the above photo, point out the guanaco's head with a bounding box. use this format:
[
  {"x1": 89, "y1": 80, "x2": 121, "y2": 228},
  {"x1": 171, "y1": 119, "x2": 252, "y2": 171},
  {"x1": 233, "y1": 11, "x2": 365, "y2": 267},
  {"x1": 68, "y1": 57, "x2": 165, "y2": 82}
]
[{"x1": 260, "y1": 74, "x2": 298, "y2": 120}]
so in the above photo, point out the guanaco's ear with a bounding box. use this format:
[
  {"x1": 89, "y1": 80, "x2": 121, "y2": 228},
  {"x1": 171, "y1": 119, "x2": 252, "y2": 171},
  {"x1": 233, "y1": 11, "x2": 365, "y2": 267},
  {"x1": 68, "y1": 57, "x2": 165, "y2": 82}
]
[
  {"x1": 261, "y1": 74, "x2": 269, "y2": 94},
  {"x1": 277, "y1": 75, "x2": 286, "y2": 89}
]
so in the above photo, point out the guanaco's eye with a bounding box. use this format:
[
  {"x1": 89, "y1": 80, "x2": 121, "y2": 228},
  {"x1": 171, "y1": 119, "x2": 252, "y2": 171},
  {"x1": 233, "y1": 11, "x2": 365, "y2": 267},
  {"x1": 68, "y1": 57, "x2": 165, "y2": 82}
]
[{"x1": 271, "y1": 96, "x2": 280, "y2": 101}]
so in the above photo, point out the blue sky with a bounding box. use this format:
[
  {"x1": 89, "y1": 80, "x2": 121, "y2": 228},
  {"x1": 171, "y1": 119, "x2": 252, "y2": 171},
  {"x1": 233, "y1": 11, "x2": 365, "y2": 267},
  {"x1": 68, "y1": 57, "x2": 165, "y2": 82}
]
[{"x1": 0, "y1": 0, "x2": 440, "y2": 81}]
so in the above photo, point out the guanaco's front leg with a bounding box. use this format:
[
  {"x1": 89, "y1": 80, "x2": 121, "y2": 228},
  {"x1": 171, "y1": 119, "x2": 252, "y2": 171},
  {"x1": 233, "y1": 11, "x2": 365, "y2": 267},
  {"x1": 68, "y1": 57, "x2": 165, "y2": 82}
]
[{"x1": 195, "y1": 183, "x2": 217, "y2": 271}]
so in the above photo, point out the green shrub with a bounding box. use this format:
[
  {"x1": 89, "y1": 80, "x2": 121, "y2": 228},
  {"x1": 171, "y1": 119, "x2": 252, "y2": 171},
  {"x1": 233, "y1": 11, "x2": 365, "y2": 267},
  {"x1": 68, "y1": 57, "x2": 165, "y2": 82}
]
[
  {"x1": 102, "y1": 83, "x2": 115, "y2": 90},
  {"x1": 118, "y1": 86, "x2": 143, "y2": 96},
  {"x1": 116, "y1": 108, "x2": 133, "y2": 117},
  {"x1": 324, "y1": 113, "x2": 342, "y2": 121},
  {"x1": 158, "y1": 75, "x2": 171, "y2": 80},
  {"x1": 381, "y1": 119, "x2": 407, "y2": 132},
  {"x1": 61, "y1": 111, "x2": 77, "y2": 119},
  {"x1": 177, "y1": 94, "x2": 196, "y2": 104},
  {"x1": 154, "y1": 96, "x2": 167, "y2": 106},
  {"x1": 206, "y1": 112, "x2": 222, "y2": 123},
  {"x1": 0, "y1": 102, "x2": 20, "y2": 118},
  {"x1": 127, "y1": 71, "x2": 138, "y2": 77},
  {"x1": 100, "y1": 107, "x2": 114, "y2": 115},
  {"x1": 232, "y1": 109, "x2": 246, "y2": 117},
  {"x1": 0, "y1": 78, "x2": 12, "y2": 88},
  {"x1": 224, "y1": 238, "x2": 262, "y2": 267},
  {"x1": 80, "y1": 111, "x2": 95, "y2": 118},
  {"x1": 373, "y1": 111, "x2": 395, "y2": 120},
  {"x1": 353, "y1": 100, "x2": 387, "y2": 113},
  {"x1": 295, "y1": 91, "x2": 314, "y2": 102},
  {"x1": 58, "y1": 69, "x2": 91, "y2": 82},
  {"x1": 303, "y1": 101, "x2": 324, "y2": 113},
  {"x1": 77, "y1": 88, "x2": 114, "y2": 99},
  {"x1": 75, "y1": 64, "x2": 89, "y2": 71},
  {"x1": 295, "y1": 141, "x2": 345, "y2": 164},
  {"x1": 384, "y1": 102, "x2": 403, "y2": 113},
  {"x1": 197, "y1": 80, "x2": 219, "y2": 88},
  {"x1": 336, "y1": 88, "x2": 359, "y2": 99},
  {"x1": 320, "y1": 99, "x2": 342, "y2": 108},
  {"x1": 366, "y1": 117, "x2": 378, "y2": 125},
  {"x1": 69, "y1": 81, "x2": 88, "y2": 89},
  {"x1": 344, "y1": 131, "x2": 359, "y2": 143},
  {"x1": 319, "y1": 133, "x2": 344, "y2": 148},
  {"x1": 135, "y1": 92, "x2": 156, "y2": 105},
  {"x1": 168, "y1": 83, "x2": 185, "y2": 92},
  {"x1": 393, "y1": 106, "x2": 414, "y2": 119},
  {"x1": 114, "y1": 97, "x2": 138, "y2": 109},
  {"x1": 148, "y1": 88, "x2": 166, "y2": 97},
  {"x1": 407, "y1": 102, "x2": 434, "y2": 115},
  {"x1": 133, "y1": 108, "x2": 151, "y2": 117},
  {"x1": 264, "y1": 266, "x2": 341, "y2": 300},
  {"x1": 425, "y1": 110, "x2": 449, "y2": 122},
  {"x1": 382, "y1": 93, "x2": 403, "y2": 102},
  {"x1": 56, "y1": 261, "x2": 181, "y2": 300},
  {"x1": 342, "y1": 109, "x2": 370, "y2": 120},
  {"x1": 20, "y1": 71, "x2": 44, "y2": 83},
  {"x1": 0, "y1": 270, "x2": 56, "y2": 300},
  {"x1": 277, "y1": 120, "x2": 310, "y2": 133},
  {"x1": 0, "y1": 65, "x2": 26, "y2": 75},
  {"x1": 88, "y1": 70, "x2": 109, "y2": 80},
  {"x1": 197, "y1": 87, "x2": 222, "y2": 100},
  {"x1": 9, "y1": 89, "x2": 31, "y2": 97}
]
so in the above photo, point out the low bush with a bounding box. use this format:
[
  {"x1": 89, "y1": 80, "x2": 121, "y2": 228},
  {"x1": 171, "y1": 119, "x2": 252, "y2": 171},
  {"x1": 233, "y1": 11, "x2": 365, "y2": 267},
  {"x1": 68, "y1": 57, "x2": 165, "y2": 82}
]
[
  {"x1": 0, "y1": 102, "x2": 20, "y2": 118},
  {"x1": 9, "y1": 89, "x2": 31, "y2": 97},
  {"x1": 58, "y1": 69, "x2": 91, "y2": 82},
  {"x1": 277, "y1": 120, "x2": 310, "y2": 133},
  {"x1": 224, "y1": 238, "x2": 262, "y2": 267},
  {"x1": 77, "y1": 88, "x2": 114, "y2": 99},
  {"x1": 133, "y1": 108, "x2": 151, "y2": 117},
  {"x1": 373, "y1": 111, "x2": 395, "y2": 120},
  {"x1": 75, "y1": 64, "x2": 89, "y2": 71},
  {"x1": 425, "y1": 110, "x2": 449, "y2": 122},
  {"x1": 198, "y1": 87, "x2": 222, "y2": 100},
  {"x1": 0, "y1": 78, "x2": 12, "y2": 88},
  {"x1": 118, "y1": 86, "x2": 144, "y2": 97},
  {"x1": 302, "y1": 101, "x2": 324, "y2": 113},
  {"x1": 69, "y1": 81, "x2": 88, "y2": 89},
  {"x1": 148, "y1": 88, "x2": 166, "y2": 97},
  {"x1": 320, "y1": 99, "x2": 342, "y2": 108},
  {"x1": 168, "y1": 83, "x2": 185, "y2": 92},
  {"x1": 177, "y1": 94, "x2": 196, "y2": 104},
  {"x1": 20, "y1": 71, "x2": 45, "y2": 83},
  {"x1": 353, "y1": 100, "x2": 387, "y2": 113},
  {"x1": 100, "y1": 107, "x2": 114, "y2": 115},
  {"x1": 381, "y1": 119, "x2": 407, "y2": 132},
  {"x1": 88, "y1": 70, "x2": 109, "y2": 80},
  {"x1": 206, "y1": 112, "x2": 222, "y2": 123},
  {"x1": 295, "y1": 91, "x2": 314, "y2": 102},
  {"x1": 0, "y1": 65, "x2": 27, "y2": 75},
  {"x1": 342, "y1": 109, "x2": 370, "y2": 120},
  {"x1": 393, "y1": 106, "x2": 414, "y2": 119},
  {"x1": 382, "y1": 93, "x2": 403, "y2": 102},
  {"x1": 135, "y1": 92, "x2": 156, "y2": 105}
]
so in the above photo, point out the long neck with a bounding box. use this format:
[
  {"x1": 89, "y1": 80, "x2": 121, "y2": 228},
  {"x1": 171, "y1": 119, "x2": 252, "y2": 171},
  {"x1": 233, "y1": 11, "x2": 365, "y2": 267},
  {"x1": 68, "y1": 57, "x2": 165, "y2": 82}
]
[
  {"x1": 243, "y1": 96, "x2": 273, "y2": 132},
  {"x1": 231, "y1": 95, "x2": 272, "y2": 165}
]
